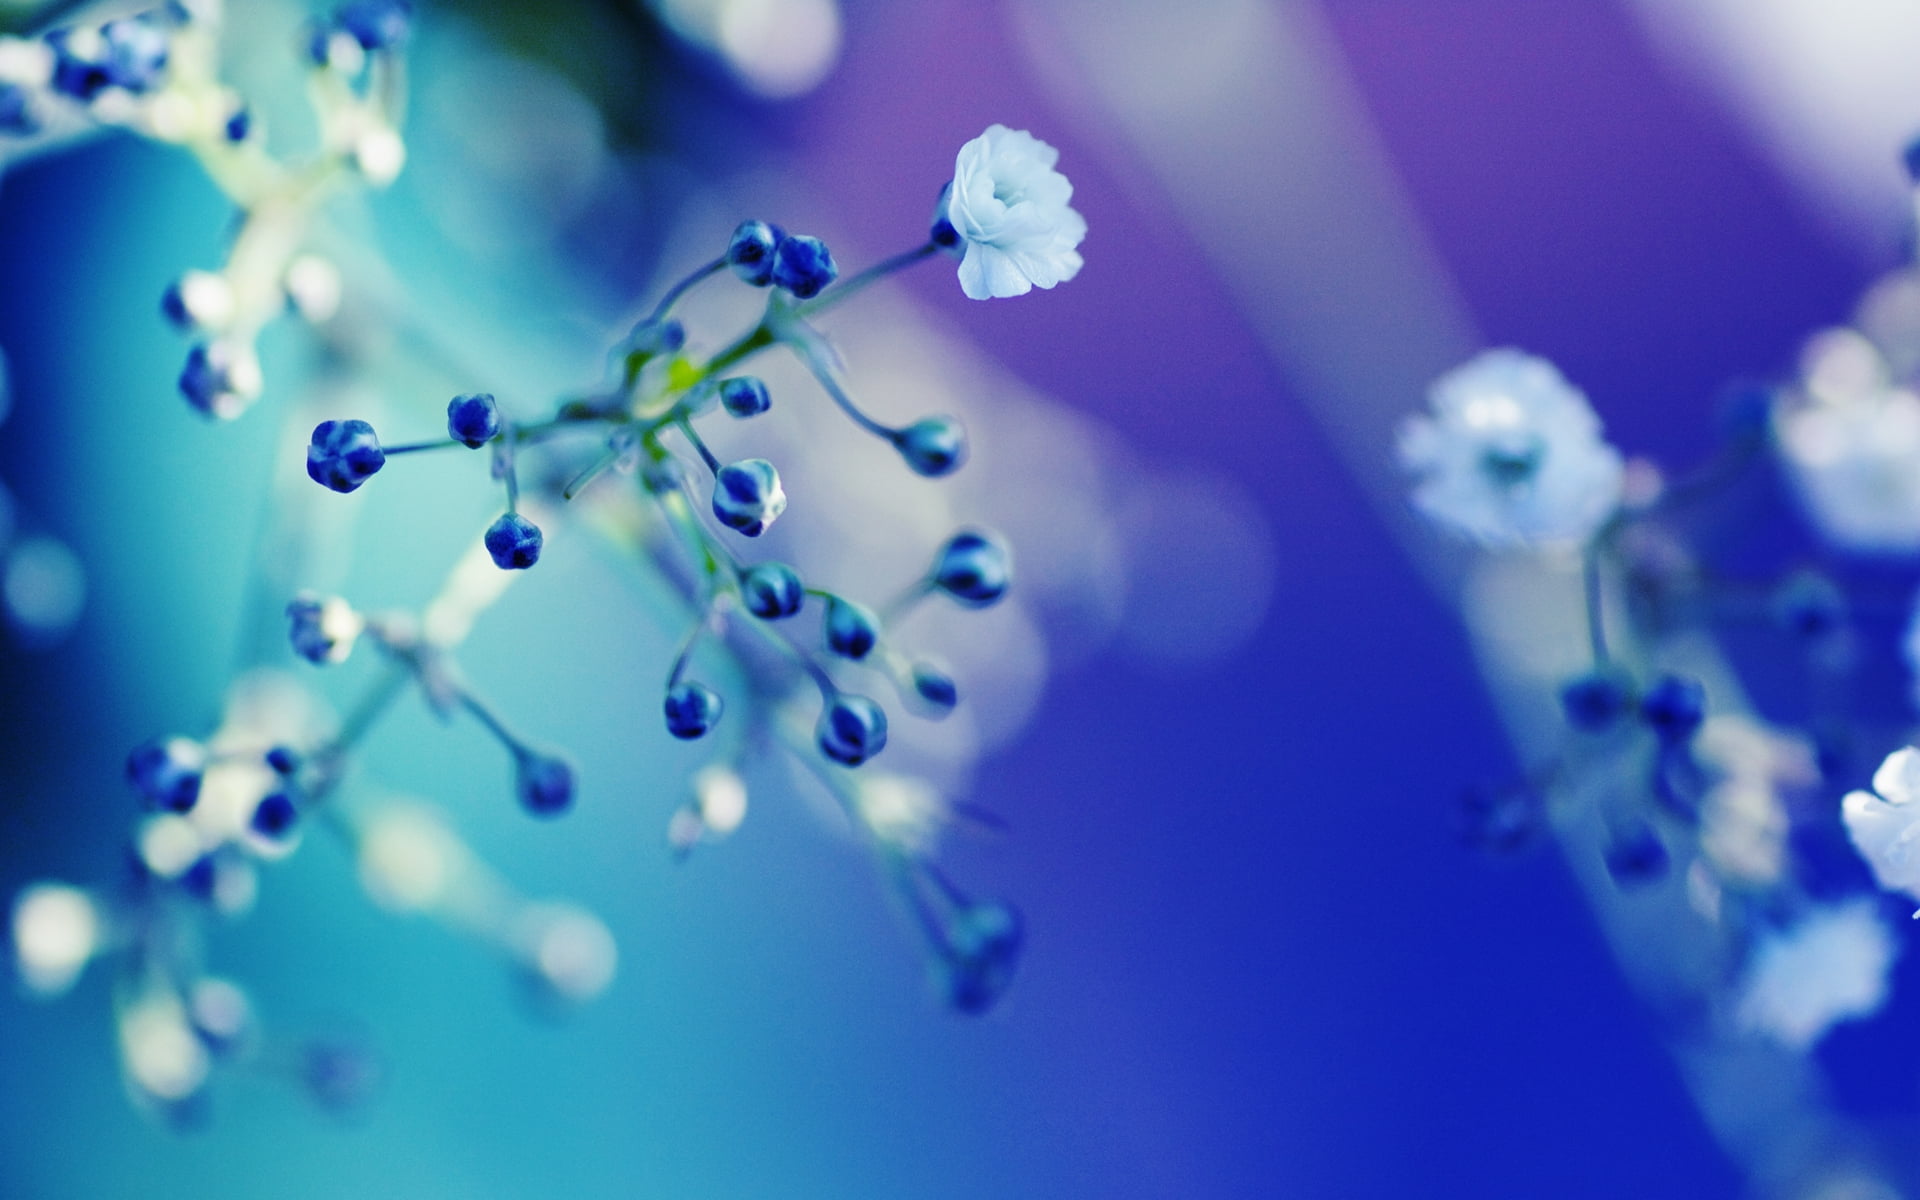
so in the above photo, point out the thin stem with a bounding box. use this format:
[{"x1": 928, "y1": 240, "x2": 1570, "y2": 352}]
[
  {"x1": 1584, "y1": 545, "x2": 1610, "y2": 667},
  {"x1": 798, "y1": 242, "x2": 939, "y2": 318},
  {"x1": 677, "y1": 418, "x2": 722, "y2": 475},
  {"x1": 383, "y1": 438, "x2": 460, "y2": 456},
  {"x1": 648, "y1": 257, "x2": 726, "y2": 322},
  {"x1": 798, "y1": 351, "x2": 894, "y2": 440},
  {"x1": 459, "y1": 690, "x2": 525, "y2": 757},
  {"x1": 562, "y1": 445, "x2": 621, "y2": 501}
]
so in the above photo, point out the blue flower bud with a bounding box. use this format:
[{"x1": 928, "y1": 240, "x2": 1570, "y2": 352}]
[
  {"x1": 726, "y1": 220, "x2": 785, "y2": 286},
  {"x1": 48, "y1": 32, "x2": 113, "y2": 101},
  {"x1": 0, "y1": 84, "x2": 34, "y2": 136},
  {"x1": 1640, "y1": 674, "x2": 1705, "y2": 744},
  {"x1": 817, "y1": 694, "x2": 887, "y2": 766},
  {"x1": 1772, "y1": 571, "x2": 1847, "y2": 641},
  {"x1": 223, "y1": 107, "x2": 251, "y2": 143},
  {"x1": 823, "y1": 596, "x2": 880, "y2": 661},
  {"x1": 893, "y1": 416, "x2": 968, "y2": 477},
  {"x1": 178, "y1": 341, "x2": 259, "y2": 419},
  {"x1": 484, "y1": 512, "x2": 543, "y2": 570},
  {"x1": 719, "y1": 376, "x2": 772, "y2": 419},
  {"x1": 930, "y1": 183, "x2": 962, "y2": 253},
  {"x1": 941, "y1": 901, "x2": 1022, "y2": 1015},
  {"x1": 1559, "y1": 670, "x2": 1632, "y2": 733},
  {"x1": 285, "y1": 592, "x2": 359, "y2": 664},
  {"x1": 1604, "y1": 823, "x2": 1669, "y2": 886},
  {"x1": 740, "y1": 562, "x2": 804, "y2": 619},
  {"x1": 102, "y1": 17, "x2": 171, "y2": 92},
  {"x1": 265, "y1": 746, "x2": 300, "y2": 776},
  {"x1": 622, "y1": 318, "x2": 685, "y2": 360},
  {"x1": 515, "y1": 751, "x2": 575, "y2": 818},
  {"x1": 306, "y1": 419, "x2": 386, "y2": 493},
  {"x1": 1905, "y1": 134, "x2": 1920, "y2": 184},
  {"x1": 250, "y1": 791, "x2": 300, "y2": 841},
  {"x1": 910, "y1": 662, "x2": 958, "y2": 714},
  {"x1": 771, "y1": 234, "x2": 838, "y2": 300},
  {"x1": 930, "y1": 530, "x2": 1010, "y2": 607},
  {"x1": 446, "y1": 393, "x2": 501, "y2": 448},
  {"x1": 126, "y1": 737, "x2": 205, "y2": 813},
  {"x1": 302, "y1": 1037, "x2": 382, "y2": 1113},
  {"x1": 664, "y1": 682, "x2": 723, "y2": 740},
  {"x1": 335, "y1": 0, "x2": 413, "y2": 50},
  {"x1": 712, "y1": 458, "x2": 787, "y2": 537}
]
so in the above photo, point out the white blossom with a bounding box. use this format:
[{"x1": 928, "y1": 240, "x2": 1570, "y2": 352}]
[
  {"x1": 943, "y1": 125, "x2": 1086, "y2": 301},
  {"x1": 1843, "y1": 745, "x2": 1920, "y2": 901},
  {"x1": 1732, "y1": 900, "x2": 1896, "y2": 1049},
  {"x1": 1399, "y1": 349, "x2": 1625, "y2": 548},
  {"x1": 1775, "y1": 328, "x2": 1920, "y2": 554}
]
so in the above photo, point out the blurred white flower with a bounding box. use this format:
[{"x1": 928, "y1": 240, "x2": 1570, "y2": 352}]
[
  {"x1": 1399, "y1": 349, "x2": 1625, "y2": 548},
  {"x1": 1775, "y1": 328, "x2": 1920, "y2": 554},
  {"x1": 1733, "y1": 900, "x2": 1896, "y2": 1049},
  {"x1": 1844, "y1": 745, "x2": 1920, "y2": 901},
  {"x1": 944, "y1": 125, "x2": 1086, "y2": 301},
  {"x1": 1696, "y1": 716, "x2": 1815, "y2": 886}
]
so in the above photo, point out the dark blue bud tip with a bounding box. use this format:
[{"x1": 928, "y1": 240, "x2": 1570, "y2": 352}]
[
  {"x1": 251, "y1": 792, "x2": 300, "y2": 840},
  {"x1": 484, "y1": 512, "x2": 543, "y2": 570},
  {"x1": 1904, "y1": 134, "x2": 1920, "y2": 184},
  {"x1": 447, "y1": 393, "x2": 501, "y2": 448},
  {"x1": 286, "y1": 593, "x2": 351, "y2": 664},
  {"x1": 930, "y1": 183, "x2": 962, "y2": 253},
  {"x1": 931, "y1": 530, "x2": 1011, "y2": 608},
  {"x1": 223, "y1": 107, "x2": 251, "y2": 143},
  {"x1": 740, "y1": 562, "x2": 804, "y2": 620},
  {"x1": 712, "y1": 459, "x2": 787, "y2": 537},
  {"x1": 942, "y1": 901, "x2": 1022, "y2": 1015},
  {"x1": 1773, "y1": 571, "x2": 1847, "y2": 641},
  {"x1": 0, "y1": 84, "x2": 35, "y2": 137},
  {"x1": 515, "y1": 751, "x2": 576, "y2": 818},
  {"x1": 161, "y1": 283, "x2": 192, "y2": 330},
  {"x1": 824, "y1": 597, "x2": 880, "y2": 661},
  {"x1": 180, "y1": 853, "x2": 219, "y2": 901},
  {"x1": 127, "y1": 737, "x2": 205, "y2": 813},
  {"x1": 1640, "y1": 674, "x2": 1705, "y2": 744},
  {"x1": 911, "y1": 662, "x2": 958, "y2": 714},
  {"x1": 772, "y1": 235, "x2": 838, "y2": 300},
  {"x1": 719, "y1": 376, "x2": 772, "y2": 419},
  {"x1": 1559, "y1": 670, "x2": 1632, "y2": 733},
  {"x1": 1604, "y1": 825, "x2": 1669, "y2": 887},
  {"x1": 1457, "y1": 783, "x2": 1542, "y2": 854},
  {"x1": 306, "y1": 420, "x2": 386, "y2": 493},
  {"x1": 303, "y1": 1037, "x2": 382, "y2": 1114},
  {"x1": 818, "y1": 695, "x2": 888, "y2": 766},
  {"x1": 726, "y1": 220, "x2": 785, "y2": 286},
  {"x1": 335, "y1": 0, "x2": 414, "y2": 51},
  {"x1": 664, "y1": 682, "x2": 723, "y2": 740},
  {"x1": 893, "y1": 416, "x2": 968, "y2": 478},
  {"x1": 266, "y1": 745, "x2": 300, "y2": 776}
]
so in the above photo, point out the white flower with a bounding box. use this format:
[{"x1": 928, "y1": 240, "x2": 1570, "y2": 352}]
[
  {"x1": 1398, "y1": 349, "x2": 1625, "y2": 548},
  {"x1": 1695, "y1": 716, "x2": 1815, "y2": 886},
  {"x1": 1843, "y1": 745, "x2": 1920, "y2": 900},
  {"x1": 1775, "y1": 328, "x2": 1920, "y2": 554},
  {"x1": 1732, "y1": 900, "x2": 1896, "y2": 1049},
  {"x1": 943, "y1": 125, "x2": 1086, "y2": 301}
]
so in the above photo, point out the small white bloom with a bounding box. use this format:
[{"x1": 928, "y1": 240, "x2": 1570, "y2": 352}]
[
  {"x1": 1775, "y1": 328, "x2": 1920, "y2": 554},
  {"x1": 944, "y1": 125, "x2": 1086, "y2": 301},
  {"x1": 1843, "y1": 746, "x2": 1920, "y2": 900},
  {"x1": 1695, "y1": 716, "x2": 1815, "y2": 886},
  {"x1": 1399, "y1": 349, "x2": 1625, "y2": 548},
  {"x1": 1733, "y1": 900, "x2": 1896, "y2": 1049},
  {"x1": 11, "y1": 883, "x2": 101, "y2": 996}
]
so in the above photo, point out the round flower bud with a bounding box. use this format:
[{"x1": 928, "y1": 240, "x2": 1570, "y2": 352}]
[
  {"x1": 160, "y1": 271, "x2": 234, "y2": 335},
  {"x1": 720, "y1": 376, "x2": 772, "y2": 419},
  {"x1": 178, "y1": 340, "x2": 262, "y2": 420},
  {"x1": 337, "y1": 0, "x2": 414, "y2": 50},
  {"x1": 622, "y1": 318, "x2": 685, "y2": 361},
  {"x1": 1640, "y1": 674, "x2": 1706, "y2": 744},
  {"x1": 126, "y1": 737, "x2": 205, "y2": 813},
  {"x1": 910, "y1": 662, "x2": 958, "y2": 714},
  {"x1": 771, "y1": 234, "x2": 838, "y2": 300},
  {"x1": 446, "y1": 393, "x2": 501, "y2": 448},
  {"x1": 1558, "y1": 669, "x2": 1631, "y2": 733},
  {"x1": 941, "y1": 900, "x2": 1023, "y2": 1015},
  {"x1": 484, "y1": 512, "x2": 543, "y2": 570},
  {"x1": 223, "y1": 108, "x2": 251, "y2": 143},
  {"x1": 250, "y1": 791, "x2": 300, "y2": 842},
  {"x1": 1604, "y1": 823, "x2": 1669, "y2": 887},
  {"x1": 265, "y1": 746, "x2": 301, "y2": 776},
  {"x1": 823, "y1": 596, "x2": 880, "y2": 661},
  {"x1": 285, "y1": 592, "x2": 362, "y2": 665},
  {"x1": 740, "y1": 562, "x2": 804, "y2": 619},
  {"x1": 515, "y1": 751, "x2": 575, "y2": 818},
  {"x1": 930, "y1": 530, "x2": 1011, "y2": 607},
  {"x1": 712, "y1": 458, "x2": 788, "y2": 537},
  {"x1": 306, "y1": 420, "x2": 386, "y2": 493},
  {"x1": 893, "y1": 416, "x2": 968, "y2": 477},
  {"x1": 664, "y1": 682, "x2": 724, "y2": 740},
  {"x1": 101, "y1": 17, "x2": 170, "y2": 94},
  {"x1": 817, "y1": 694, "x2": 888, "y2": 766},
  {"x1": 726, "y1": 220, "x2": 785, "y2": 286}
]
